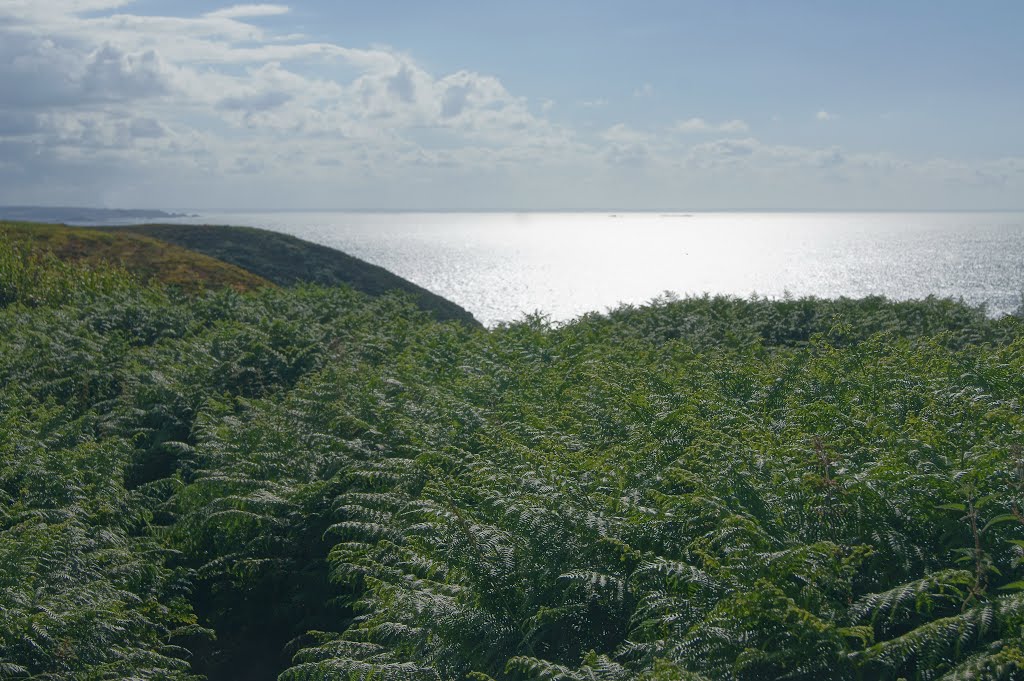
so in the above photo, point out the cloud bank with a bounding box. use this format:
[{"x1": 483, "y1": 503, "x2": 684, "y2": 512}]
[{"x1": 0, "y1": 2, "x2": 1020, "y2": 209}]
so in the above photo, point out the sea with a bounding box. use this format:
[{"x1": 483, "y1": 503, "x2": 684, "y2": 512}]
[{"x1": 160, "y1": 211, "x2": 1024, "y2": 327}]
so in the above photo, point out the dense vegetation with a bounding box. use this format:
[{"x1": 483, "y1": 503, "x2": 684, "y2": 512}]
[{"x1": 4, "y1": 237, "x2": 1024, "y2": 680}]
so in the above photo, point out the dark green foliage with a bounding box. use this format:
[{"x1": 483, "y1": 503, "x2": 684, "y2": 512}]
[
  {"x1": 5, "y1": 238, "x2": 1024, "y2": 680},
  {"x1": 0, "y1": 392, "x2": 206, "y2": 679}
]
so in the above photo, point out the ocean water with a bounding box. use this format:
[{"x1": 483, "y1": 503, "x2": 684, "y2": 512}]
[{"x1": 168, "y1": 212, "x2": 1024, "y2": 327}]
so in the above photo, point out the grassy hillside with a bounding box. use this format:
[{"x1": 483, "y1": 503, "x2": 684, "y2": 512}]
[
  {"x1": 113, "y1": 223, "x2": 480, "y2": 326},
  {"x1": 0, "y1": 220, "x2": 270, "y2": 292},
  {"x1": 5, "y1": 241, "x2": 1024, "y2": 681}
]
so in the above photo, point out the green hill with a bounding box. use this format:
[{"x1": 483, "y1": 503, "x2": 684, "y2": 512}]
[
  {"x1": 0, "y1": 220, "x2": 270, "y2": 292},
  {"x1": 112, "y1": 223, "x2": 480, "y2": 326}
]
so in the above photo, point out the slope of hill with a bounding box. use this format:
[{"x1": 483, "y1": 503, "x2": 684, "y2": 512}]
[
  {"x1": 0, "y1": 221, "x2": 270, "y2": 292},
  {"x1": 113, "y1": 223, "x2": 480, "y2": 326}
]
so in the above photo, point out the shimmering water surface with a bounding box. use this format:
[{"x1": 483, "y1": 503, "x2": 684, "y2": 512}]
[{"x1": 169, "y1": 212, "x2": 1024, "y2": 326}]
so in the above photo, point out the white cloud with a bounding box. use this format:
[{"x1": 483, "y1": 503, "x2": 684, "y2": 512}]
[
  {"x1": 48, "y1": 4, "x2": 581, "y2": 206},
  {"x1": 602, "y1": 123, "x2": 648, "y2": 143},
  {"x1": 81, "y1": 44, "x2": 172, "y2": 99},
  {"x1": 0, "y1": 0, "x2": 134, "y2": 19},
  {"x1": 675, "y1": 117, "x2": 710, "y2": 132},
  {"x1": 0, "y1": 3, "x2": 563, "y2": 149},
  {"x1": 204, "y1": 4, "x2": 290, "y2": 20},
  {"x1": 816, "y1": 110, "x2": 833, "y2": 121},
  {"x1": 719, "y1": 119, "x2": 749, "y2": 133},
  {"x1": 0, "y1": 2, "x2": 1019, "y2": 210},
  {"x1": 673, "y1": 118, "x2": 749, "y2": 134}
]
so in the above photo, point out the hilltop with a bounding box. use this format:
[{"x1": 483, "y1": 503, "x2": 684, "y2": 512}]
[
  {"x1": 0, "y1": 220, "x2": 270, "y2": 292},
  {"x1": 0, "y1": 220, "x2": 480, "y2": 325},
  {"x1": 110, "y1": 223, "x2": 479, "y2": 326}
]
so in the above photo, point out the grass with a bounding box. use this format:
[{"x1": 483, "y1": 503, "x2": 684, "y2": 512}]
[{"x1": 0, "y1": 220, "x2": 271, "y2": 292}]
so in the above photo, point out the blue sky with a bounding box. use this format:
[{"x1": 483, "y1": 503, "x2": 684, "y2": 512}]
[{"x1": 0, "y1": 1, "x2": 1021, "y2": 210}]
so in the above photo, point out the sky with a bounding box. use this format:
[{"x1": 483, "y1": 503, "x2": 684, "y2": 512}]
[{"x1": 0, "y1": 1, "x2": 1022, "y2": 211}]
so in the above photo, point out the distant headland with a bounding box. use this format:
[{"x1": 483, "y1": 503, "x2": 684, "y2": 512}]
[{"x1": 0, "y1": 205, "x2": 194, "y2": 224}]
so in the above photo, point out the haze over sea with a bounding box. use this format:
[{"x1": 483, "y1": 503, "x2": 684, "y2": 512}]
[{"x1": 166, "y1": 212, "x2": 1024, "y2": 327}]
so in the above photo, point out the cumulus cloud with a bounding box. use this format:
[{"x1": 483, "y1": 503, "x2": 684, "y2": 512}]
[
  {"x1": 603, "y1": 143, "x2": 650, "y2": 168},
  {"x1": 129, "y1": 116, "x2": 165, "y2": 138},
  {"x1": 0, "y1": 1, "x2": 571, "y2": 195},
  {"x1": 440, "y1": 84, "x2": 470, "y2": 119},
  {"x1": 218, "y1": 90, "x2": 292, "y2": 113},
  {"x1": 0, "y1": 1, "x2": 134, "y2": 20},
  {"x1": 0, "y1": 2, "x2": 1019, "y2": 209},
  {"x1": 675, "y1": 118, "x2": 706, "y2": 133},
  {"x1": 81, "y1": 44, "x2": 171, "y2": 99},
  {"x1": 816, "y1": 110, "x2": 833, "y2": 121}
]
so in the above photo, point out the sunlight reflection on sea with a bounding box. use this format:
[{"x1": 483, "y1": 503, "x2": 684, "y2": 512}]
[{"x1": 168, "y1": 212, "x2": 1024, "y2": 327}]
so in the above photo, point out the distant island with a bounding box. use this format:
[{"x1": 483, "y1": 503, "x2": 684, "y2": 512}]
[{"x1": 0, "y1": 205, "x2": 193, "y2": 224}]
